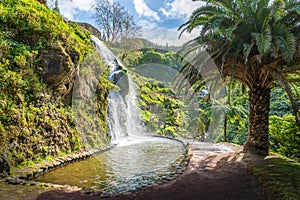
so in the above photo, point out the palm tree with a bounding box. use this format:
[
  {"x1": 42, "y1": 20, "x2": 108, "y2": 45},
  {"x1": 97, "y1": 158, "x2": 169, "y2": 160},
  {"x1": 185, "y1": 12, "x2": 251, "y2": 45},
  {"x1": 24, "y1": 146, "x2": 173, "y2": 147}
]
[{"x1": 178, "y1": 0, "x2": 300, "y2": 155}]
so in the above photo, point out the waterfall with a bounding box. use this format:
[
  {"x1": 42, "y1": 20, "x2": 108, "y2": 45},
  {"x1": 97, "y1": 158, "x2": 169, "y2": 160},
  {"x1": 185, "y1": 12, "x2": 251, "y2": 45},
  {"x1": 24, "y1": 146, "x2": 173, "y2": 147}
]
[{"x1": 91, "y1": 35, "x2": 145, "y2": 143}]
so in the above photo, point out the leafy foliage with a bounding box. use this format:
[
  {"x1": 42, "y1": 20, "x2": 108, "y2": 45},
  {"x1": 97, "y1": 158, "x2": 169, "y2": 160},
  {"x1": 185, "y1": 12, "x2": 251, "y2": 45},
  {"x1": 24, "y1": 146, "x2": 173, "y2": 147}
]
[
  {"x1": 270, "y1": 87, "x2": 294, "y2": 116},
  {"x1": 178, "y1": 0, "x2": 300, "y2": 155},
  {"x1": 131, "y1": 73, "x2": 186, "y2": 137},
  {"x1": 0, "y1": 0, "x2": 110, "y2": 166},
  {"x1": 0, "y1": 0, "x2": 91, "y2": 56},
  {"x1": 72, "y1": 51, "x2": 113, "y2": 148},
  {"x1": 136, "y1": 49, "x2": 181, "y2": 70},
  {"x1": 213, "y1": 86, "x2": 250, "y2": 144},
  {"x1": 269, "y1": 114, "x2": 300, "y2": 162}
]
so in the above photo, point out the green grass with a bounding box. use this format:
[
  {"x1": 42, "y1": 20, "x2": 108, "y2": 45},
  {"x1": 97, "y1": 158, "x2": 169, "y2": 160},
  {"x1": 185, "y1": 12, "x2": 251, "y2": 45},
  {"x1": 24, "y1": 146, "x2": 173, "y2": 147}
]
[{"x1": 251, "y1": 154, "x2": 300, "y2": 200}]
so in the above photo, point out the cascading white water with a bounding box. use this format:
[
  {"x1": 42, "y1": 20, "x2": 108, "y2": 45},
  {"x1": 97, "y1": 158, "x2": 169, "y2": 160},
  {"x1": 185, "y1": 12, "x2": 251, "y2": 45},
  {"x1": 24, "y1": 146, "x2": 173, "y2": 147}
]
[
  {"x1": 91, "y1": 35, "x2": 121, "y2": 74},
  {"x1": 125, "y1": 76, "x2": 145, "y2": 137},
  {"x1": 91, "y1": 35, "x2": 145, "y2": 143}
]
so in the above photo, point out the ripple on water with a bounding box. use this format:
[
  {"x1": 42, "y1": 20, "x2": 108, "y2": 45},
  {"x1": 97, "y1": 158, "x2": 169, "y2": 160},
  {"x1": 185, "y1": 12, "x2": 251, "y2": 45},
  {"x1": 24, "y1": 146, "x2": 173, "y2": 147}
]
[{"x1": 33, "y1": 137, "x2": 185, "y2": 193}]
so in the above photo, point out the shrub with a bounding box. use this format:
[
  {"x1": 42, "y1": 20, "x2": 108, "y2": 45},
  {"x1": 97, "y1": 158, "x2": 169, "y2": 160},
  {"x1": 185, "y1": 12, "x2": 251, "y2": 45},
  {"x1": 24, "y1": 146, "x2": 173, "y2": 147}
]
[{"x1": 269, "y1": 114, "x2": 300, "y2": 162}]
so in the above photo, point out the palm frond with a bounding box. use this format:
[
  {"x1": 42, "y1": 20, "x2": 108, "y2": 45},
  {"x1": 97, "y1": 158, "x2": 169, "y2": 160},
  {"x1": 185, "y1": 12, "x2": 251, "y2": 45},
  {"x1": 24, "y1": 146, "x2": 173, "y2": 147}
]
[
  {"x1": 272, "y1": 23, "x2": 297, "y2": 62},
  {"x1": 251, "y1": 26, "x2": 272, "y2": 56},
  {"x1": 178, "y1": 0, "x2": 299, "y2": 126}
]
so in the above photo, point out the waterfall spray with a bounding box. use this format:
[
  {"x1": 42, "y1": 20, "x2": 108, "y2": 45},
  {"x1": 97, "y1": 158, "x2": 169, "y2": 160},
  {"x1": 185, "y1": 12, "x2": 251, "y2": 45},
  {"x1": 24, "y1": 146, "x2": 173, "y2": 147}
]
[{"x1": 91, "y1": 35, "x2": 145, "y2": 143}]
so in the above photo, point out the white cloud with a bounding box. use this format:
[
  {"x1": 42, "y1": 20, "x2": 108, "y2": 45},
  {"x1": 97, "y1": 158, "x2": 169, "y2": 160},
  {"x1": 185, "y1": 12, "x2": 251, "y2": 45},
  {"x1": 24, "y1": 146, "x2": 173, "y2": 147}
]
[
  {"x1": 133, "y1": 0, "x2": 160, "y2": 21},
  {"x1": 160, "y1": 0, "x2": 204, "y2": 19},
  {"x1": 138, "y1": 20, "x2": 158, "y2": 29},
  {"x1": 142, "y1": 27, "x2": 200, "y2": 46},
  {"x1": 47, "y1": 0, "x2": 96, "y2": 20}
]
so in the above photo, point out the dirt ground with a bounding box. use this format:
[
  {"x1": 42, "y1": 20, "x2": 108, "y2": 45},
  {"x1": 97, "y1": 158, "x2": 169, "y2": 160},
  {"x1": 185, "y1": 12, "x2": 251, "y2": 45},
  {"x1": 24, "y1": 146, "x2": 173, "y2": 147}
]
[{"x1": 0, "y1": 141, "x2": 266, "y2": 200}]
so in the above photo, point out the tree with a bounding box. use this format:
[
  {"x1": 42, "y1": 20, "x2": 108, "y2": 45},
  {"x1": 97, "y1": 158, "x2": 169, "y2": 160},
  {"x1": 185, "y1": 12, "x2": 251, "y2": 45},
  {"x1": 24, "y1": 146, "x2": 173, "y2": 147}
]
[
  {"x1": 178, "y1": 0, "x2": 300, "y2": 155},
  {"x1": 92, "y1": 0, "x2": 140, "y2": 43}
]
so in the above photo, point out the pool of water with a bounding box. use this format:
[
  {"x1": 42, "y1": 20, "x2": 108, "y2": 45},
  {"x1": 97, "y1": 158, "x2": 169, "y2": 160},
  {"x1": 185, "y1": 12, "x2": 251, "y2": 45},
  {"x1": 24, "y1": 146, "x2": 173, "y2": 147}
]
[{"x1": 34, "y1": 136, "x2": 186, "y2": 193}]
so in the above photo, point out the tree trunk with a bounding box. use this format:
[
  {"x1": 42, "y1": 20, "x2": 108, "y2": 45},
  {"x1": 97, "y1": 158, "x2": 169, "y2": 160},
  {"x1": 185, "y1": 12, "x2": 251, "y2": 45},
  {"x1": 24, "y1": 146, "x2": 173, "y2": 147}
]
[
  {"x1": 243, "y1": 83, "x2": 270, "y2": 155},
  {"x1": 224, "y1": 113, "x2": 227, "y2": 142}
]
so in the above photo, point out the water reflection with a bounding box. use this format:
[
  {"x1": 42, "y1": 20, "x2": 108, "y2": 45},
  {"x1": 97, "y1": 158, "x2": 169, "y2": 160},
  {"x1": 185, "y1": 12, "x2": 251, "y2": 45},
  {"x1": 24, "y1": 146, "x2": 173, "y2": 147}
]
[{"x1": 34, "y1": 137, "x2": 185, "y2": 193}]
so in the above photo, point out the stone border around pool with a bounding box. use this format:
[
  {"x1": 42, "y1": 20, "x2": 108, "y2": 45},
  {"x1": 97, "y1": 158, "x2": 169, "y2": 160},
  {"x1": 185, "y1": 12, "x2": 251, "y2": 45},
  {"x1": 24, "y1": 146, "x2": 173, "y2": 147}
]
[
  {"x1": 5, "y1": 137, "x2": 192, "y2": 198},
  {"x1": 5, "y1": 144, "x2": 116, "y2": 190}
]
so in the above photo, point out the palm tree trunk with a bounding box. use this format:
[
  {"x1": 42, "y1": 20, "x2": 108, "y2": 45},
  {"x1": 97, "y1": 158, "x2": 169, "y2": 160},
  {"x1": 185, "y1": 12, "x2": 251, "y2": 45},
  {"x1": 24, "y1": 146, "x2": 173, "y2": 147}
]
[{"x1": 243, "y1": 83, "x2": 270, "y2": 155}]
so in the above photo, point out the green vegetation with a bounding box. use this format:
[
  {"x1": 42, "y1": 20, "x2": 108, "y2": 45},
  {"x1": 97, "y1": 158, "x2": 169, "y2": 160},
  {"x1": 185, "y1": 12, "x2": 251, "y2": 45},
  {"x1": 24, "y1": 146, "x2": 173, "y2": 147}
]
[
  {"x1": 252, "y1": 155, "x2": 300, "y2": 199},
  {"x1": 179, "y1": 0, "x2": 300, "y2": 155},
  {"x1": 134, "y1": 49, "x2": 181, "y2": 70},
  {"x1": 269, "y1": 114, "x2": 300, "y2": 162},
  {"x1": 0, "y1": 0, "x2": 111, "y2": 166},
  {"x1": 267, "y1": 86, "x2": 299, "y2": 162},
  {"x1": 123, "y1": 48, "x2": 197, "y2": 138},
  {"x1": 72, "y1": 51, "x2": 114, "y2": 148},
  {"x1": 0, "y1": 2, "x2": 299, "y2": 200},
  {"x1": 125, "y1": 43, "x2": 300, "y2": 163},
  {"x1": 0, "y1": 0, "x2": 91, "y2": 57},
  {"x1": 131, "y1": 72, "x2": 186, "y2": 137},
  {"x1": 203, "y1": 82, "x2": 250, "y2": 144}
]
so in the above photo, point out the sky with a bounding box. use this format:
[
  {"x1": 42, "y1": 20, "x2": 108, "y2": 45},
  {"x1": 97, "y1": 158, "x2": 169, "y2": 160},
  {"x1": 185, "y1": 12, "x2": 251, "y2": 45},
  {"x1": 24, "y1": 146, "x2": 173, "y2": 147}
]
[{"x1": 47, "y1": 0, "x2": 204, "y2": 46}]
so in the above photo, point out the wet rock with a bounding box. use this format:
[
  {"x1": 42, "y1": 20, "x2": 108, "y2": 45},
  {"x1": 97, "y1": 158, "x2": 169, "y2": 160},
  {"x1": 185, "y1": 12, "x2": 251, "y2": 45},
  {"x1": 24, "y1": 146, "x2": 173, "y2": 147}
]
[
  {"x1": 6, "y1": 177, "x2": 24, "y2": 185},
  {"x1": 26, "y1": 173, "x2": 33, "y2": 179},
  {"x1": 56, "y1": 157, "x2": 65, "y2": 163},
  {"x1": 38, "y1": 45, "x2": 79, "y2": 104},
  {"x1": 43, "y1": 183, "x2": 51, "y2": 187},
  {"x1": 100, "y1": 192, "x2": 111, "y2": 198},
  {"x1": 92, "y1": 191, "x2": 103, "y2": 196},
  {"x1": 83, "y1": 190, "x2": 94, "y2": 195},
  {"x1": 27, "y1": 181, "x2": 37, "y2": 186},
  {"x1": 0, "y1": 152, "x2": 10, "y2": 177},
  {"x1": 41, "y1": 165, "x2": 48, "y2": 171},
  {"x1": 122, "y1": 191, "x2": 132, "y2": 195}
]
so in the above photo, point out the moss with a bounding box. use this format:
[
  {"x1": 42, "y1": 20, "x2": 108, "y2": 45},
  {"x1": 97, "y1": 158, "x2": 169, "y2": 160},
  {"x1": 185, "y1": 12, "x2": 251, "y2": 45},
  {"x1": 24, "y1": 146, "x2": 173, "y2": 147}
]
[
  {"x1": 71, "y1": 50, "x2": 113, "y2": 148},
  {"x1": 0, "y1": 0, "x2": 111, "y2": 167},
  {"x1": 0, "y1": 0, "x2": 91, "y2": 56}
]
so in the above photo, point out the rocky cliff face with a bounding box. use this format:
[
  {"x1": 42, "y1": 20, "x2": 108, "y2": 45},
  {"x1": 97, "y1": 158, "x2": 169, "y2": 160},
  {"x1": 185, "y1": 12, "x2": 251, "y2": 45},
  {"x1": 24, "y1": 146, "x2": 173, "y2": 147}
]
[
  {"x1": 0, "y1": 0, "x2": 111, "y2": 172},
  {"x1": 75, "y1": 22, "x2": 102, "y2": 42},
  {"x1": 38, "y1": 41, "x2": 80, "y2": 104},
  {"x1": 0, "y1": 152, "x2": 10, "y2": 178}
]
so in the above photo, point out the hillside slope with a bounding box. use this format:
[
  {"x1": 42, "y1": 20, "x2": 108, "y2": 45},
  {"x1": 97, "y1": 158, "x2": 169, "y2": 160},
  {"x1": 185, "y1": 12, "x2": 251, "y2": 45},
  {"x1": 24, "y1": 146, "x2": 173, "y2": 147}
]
[{"x1": 0, "y1": 0, "x2": 111, "y2": 173}]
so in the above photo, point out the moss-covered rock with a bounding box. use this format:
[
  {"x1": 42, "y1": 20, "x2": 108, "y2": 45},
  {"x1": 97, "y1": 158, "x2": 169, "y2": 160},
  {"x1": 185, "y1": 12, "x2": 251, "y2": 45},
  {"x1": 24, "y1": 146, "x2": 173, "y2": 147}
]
[
  {"x1": 75, "y1": 22, "x2": 102, "y2": 42},
  {"x1": 72, "y1": 51, "x2": 114, "y2": 148},
  {"x1": 0, "y1": 0, "x2": 111, "y2": 168}
]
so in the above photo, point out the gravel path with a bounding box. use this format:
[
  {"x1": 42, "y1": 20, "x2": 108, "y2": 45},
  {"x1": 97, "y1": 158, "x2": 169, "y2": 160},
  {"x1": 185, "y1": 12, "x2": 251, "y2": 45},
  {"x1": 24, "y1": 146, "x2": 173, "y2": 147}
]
[{"x1": 35, "y1": 141, "x2": 266, "y2": 200}]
